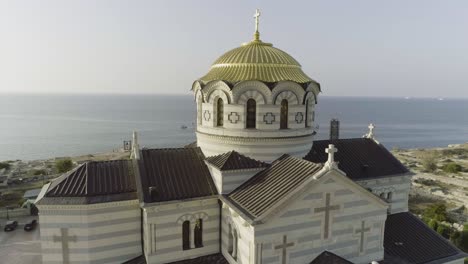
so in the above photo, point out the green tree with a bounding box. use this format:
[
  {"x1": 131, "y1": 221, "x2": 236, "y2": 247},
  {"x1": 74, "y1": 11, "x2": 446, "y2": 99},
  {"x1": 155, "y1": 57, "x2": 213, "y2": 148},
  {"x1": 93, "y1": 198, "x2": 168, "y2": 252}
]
[
  {"x1": 55, "y1": 159, "x2": 73, "y2": 173},
  {"x1": 0, "y1": 162, "x2": 10, "y2": 170},
  {"x1": 424, "y1": 203, "x2": 448, "y2": 222},
  {"x1": 429, "y1": 219, "x2": 439, "y2": 231},
  {"x1": 451, "y1": 230, "x2": 468, "y2": 252},
  {"x1": 436, "y1": 224, "x2": 452, "y2": 239}
]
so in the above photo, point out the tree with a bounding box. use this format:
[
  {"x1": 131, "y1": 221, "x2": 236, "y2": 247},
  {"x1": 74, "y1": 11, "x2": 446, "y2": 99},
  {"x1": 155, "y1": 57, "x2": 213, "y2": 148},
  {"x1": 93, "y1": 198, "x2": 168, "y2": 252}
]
[
  {"x1": 436, "y1": 224, "x2": 451, "y2": 239},
  {"x1": 451, "y1": 230, "x2": 468, "y2": 253},
  {"x1": 421, "y1": 151, "x2": 438, "y2": 172},
  {"x1": 424, "y1": 203, "x2": 448, "y2": 222},
  {"x1": 0, "y1": 162, "x2": 10, "y2": 170},
  {"x1": 55, "y1": 159, "x2": 73, "y2": 173},
  {"x1": 429, "y1": 219, "x2": 439, "y2": 231}
]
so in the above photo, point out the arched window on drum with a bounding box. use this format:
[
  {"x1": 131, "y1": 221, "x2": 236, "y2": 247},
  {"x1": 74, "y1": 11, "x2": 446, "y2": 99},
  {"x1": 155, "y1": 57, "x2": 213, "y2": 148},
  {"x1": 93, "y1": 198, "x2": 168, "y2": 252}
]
[
  {"x1": 246, "y1": 99, "x2": 256, "y2": 129},
  {"x1": 216, "y1": 98, "x2": 224, "y2": 127},
  {"x1": 280, "y1": 99, "x2": 288, "y2": 129}
]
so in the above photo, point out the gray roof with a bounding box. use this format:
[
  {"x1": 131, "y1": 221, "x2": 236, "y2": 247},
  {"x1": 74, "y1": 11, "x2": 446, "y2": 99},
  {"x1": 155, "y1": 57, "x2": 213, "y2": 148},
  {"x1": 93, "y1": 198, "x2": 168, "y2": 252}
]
[
  {"x1": 23, "y1": 188, "x2": 42, "y2": 199},
  {"x1": 310, "y1": 251, "x2": 353, "y2": 264},
  {"x1": 383, "y1": 212, "x2": 468, "y2": 264},
  {"x1": 228, "y1": 155, "x2": 322, "y2": 219},
  {"x1": 205, "y1": 151, "x2": 268, "y2": 171},
  {"x1": 40, "y1": 160, "x2": 137, "y2": 205},
  {"x1": 138, "y1": 147, "x2": 218, "y2": 203},
  {"x1": 304, "y1": 138, "x2": 409, "y2": 180}
]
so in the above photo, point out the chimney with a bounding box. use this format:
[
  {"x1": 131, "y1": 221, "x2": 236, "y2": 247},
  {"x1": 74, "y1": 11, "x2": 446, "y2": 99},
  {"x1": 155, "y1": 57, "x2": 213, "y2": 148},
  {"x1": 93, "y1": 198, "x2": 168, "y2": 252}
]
[{"x1": 330, "y1": 119, "x2": 340, "y2": 140}]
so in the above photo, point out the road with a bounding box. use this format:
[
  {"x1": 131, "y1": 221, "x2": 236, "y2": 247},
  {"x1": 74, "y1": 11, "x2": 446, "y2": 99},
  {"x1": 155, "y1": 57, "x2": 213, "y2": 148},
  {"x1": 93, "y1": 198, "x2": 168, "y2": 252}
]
[{"x1": 0, "y1": 216, "x2": 42, "y2": 264}]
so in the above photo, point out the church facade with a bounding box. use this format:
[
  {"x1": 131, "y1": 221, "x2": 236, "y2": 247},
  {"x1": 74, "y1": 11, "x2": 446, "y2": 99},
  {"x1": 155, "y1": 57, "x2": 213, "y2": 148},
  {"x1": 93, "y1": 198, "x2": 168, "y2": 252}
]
[{"x1": 37, "y1": 11, "x2": 466, "y2": 264}]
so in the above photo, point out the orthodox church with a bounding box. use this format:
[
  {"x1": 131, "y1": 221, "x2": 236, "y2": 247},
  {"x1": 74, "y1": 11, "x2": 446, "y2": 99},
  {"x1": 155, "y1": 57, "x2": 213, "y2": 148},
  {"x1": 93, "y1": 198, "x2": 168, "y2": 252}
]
[{"x1": 36, "y1": 10, "x2": 466, "y2": 264}]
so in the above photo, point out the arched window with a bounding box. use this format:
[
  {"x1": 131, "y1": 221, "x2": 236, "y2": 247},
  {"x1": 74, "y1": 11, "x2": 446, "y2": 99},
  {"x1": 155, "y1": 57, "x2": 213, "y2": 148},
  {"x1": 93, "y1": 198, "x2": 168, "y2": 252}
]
[
  {"x1": 380, "y1": 193, "x2": 386, "y2": 199},
  {"x1": 280, "y1": 99, "x2": 288, "y2": 129},
  {"x1": 246, "y1": 99, "x2": 256, "y2": 129},
  {"x1": 387, "y1": 192, "x2": 393, "y2": 201},
  {"x1": 305, "y1": 99, "x2": 310, "y2": 127},
  {"x1": 197, "y1": 97, "x2": 202, "y2": 125},
  {"x1": 182, "y1": 221, "x2": 190, "y2": 250},
  {"x1": 232, "y1": 229, "x2": 238, "y2": 260},
  {"x1": 228, "y1": 224, "x2": 234, "y2": 255},
  {"x1": 194, "y1": 219, "x2": 203, "y2": 248},
  {"x1": 217, "y1": 98, "x2": 224, "y2": 127}
]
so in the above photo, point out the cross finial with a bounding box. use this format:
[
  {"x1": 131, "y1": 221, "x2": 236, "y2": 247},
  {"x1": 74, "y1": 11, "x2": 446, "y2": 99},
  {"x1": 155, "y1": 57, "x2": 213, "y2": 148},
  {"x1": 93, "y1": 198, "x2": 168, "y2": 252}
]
[
  {"x1": 364, "y1": 123, "x2": 376, "y2": 140},
  {"x1": 325, "y1": 144, "x2": 338, "y2": 169},
  {"x1": 253, "y1": 9, "x2": 261, "y2": 41}
]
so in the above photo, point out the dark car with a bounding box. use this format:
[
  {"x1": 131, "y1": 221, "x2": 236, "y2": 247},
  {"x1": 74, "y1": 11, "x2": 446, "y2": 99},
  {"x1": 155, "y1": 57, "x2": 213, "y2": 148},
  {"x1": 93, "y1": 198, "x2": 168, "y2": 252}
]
[
  {"x1": 24, "y1": 219, "x2": 37, "y2": 231},
  {"x1": 4, "y1": 221, "x2": 18, "y2": 232}
]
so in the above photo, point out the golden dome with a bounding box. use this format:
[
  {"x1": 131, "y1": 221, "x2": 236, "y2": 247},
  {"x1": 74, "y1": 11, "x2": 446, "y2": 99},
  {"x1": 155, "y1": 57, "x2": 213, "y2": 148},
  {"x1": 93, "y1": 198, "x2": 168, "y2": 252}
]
[{"x1": 199, "y1": 39, "x2": 314, "y2": 84}]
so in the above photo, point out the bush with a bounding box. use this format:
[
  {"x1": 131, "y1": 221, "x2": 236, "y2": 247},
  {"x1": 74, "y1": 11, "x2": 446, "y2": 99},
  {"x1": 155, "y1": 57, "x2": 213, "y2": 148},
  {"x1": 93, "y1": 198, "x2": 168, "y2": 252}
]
[
  {"x1": 55, "y1": 159, "x2": 73, "y2": 173},
  {"x1": 429, "y1": 219, "x2": 439, "y2": 230},
  {"x1": 443, "y1": 163, "x2": 463, "y2": 173},
  {"x1": 451, "y1": 230, "x2": 468, "y2": 252},
  {"x1": 436, "y1": 224, "x2": 452, "y2": 238},
  {"x1": 0, "y1": 162, "x2": 10, "y2": 170},
  {"x1": 421, "y1": 152, "x2": 438, "y2": 172},
  {"x1": 424, "y1": 203, "x2": 448, "y2": 222},
  {"x1": 33, "y1": 169, "x2": 46, "y2": 176}
]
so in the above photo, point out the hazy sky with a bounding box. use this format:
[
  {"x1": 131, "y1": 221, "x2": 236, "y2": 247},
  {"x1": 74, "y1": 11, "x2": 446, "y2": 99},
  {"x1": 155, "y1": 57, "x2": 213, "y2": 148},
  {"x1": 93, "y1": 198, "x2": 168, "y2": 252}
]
[{"x1": 0, "y1": 1, "x2": 467, "y2": 97}]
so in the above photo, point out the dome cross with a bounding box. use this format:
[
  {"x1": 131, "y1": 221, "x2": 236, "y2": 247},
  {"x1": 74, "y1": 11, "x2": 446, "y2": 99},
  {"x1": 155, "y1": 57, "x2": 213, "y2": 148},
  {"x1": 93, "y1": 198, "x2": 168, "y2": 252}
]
[{"x1": 253, "y1": 9, "x2": 261, "y2": 41}]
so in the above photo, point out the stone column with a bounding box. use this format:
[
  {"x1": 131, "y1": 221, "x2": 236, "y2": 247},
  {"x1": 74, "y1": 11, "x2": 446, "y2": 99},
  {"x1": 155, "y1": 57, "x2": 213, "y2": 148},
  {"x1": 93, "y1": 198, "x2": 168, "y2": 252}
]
[{"x1": 191, "y1": 222, "x2": 196, "y2": 249}]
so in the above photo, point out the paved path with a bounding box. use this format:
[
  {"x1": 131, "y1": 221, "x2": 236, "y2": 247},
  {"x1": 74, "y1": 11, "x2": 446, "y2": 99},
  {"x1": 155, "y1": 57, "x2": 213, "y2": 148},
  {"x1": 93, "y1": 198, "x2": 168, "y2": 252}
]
[{"x1": 0, "y1": 216, "x2": 42, "y2": 264}]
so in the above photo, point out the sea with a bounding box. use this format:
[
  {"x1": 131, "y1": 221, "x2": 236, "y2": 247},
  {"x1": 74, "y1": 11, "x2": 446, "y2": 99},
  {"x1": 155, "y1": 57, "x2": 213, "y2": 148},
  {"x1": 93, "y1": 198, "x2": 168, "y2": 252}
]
[{"x1": 0, "y1": 94, "x2": 467, "y2": 161}]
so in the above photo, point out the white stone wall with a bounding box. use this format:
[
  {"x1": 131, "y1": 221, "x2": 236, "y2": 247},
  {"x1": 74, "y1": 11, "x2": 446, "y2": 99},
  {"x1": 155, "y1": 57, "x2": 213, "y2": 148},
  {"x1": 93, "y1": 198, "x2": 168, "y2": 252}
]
[
  {"x1": 221, "y1": 203, "x2": 255, "y2": 264},
  {"x1": 357, "y1": 174, "x2": 412, "y2": 214},
  {"x1": 206, "y1": 164, "x2": 265, "y2": 194},
  {"x1": 143, "y1": 197, "x2": 220, "y2": 264},
  {"x1": 197, "y1": 132, "x2": 314, "y2": 162},
  {"x1": 38, "y1": 200, "x2": 141, "y2": 264},
  {"x1": 226, "y1": 171, "x2": 387, "y2": 264}
]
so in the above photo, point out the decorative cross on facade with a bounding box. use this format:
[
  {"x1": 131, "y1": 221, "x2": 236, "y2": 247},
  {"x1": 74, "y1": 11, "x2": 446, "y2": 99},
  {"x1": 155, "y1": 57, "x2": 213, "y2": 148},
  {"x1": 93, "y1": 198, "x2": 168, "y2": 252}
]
[
  {"x1": 228, "y1": 112, "x2": 240, "y2": 124},
  {"x1": 53, "y1": 228, "x2": 77, "y2": 264},
  {"x1": 203, "y1": 110, "x2": 211, "y2": 121},
  {"x1": 355, "y1": 220, "x2": 371, "y2": 253},
  {"x1": 314, "y1": 193, "x2": 340, "y2": 239},
  {"x1": 274, "y1": 235, "x2": 294, "y2": 264},
  {"x1": 295, "y1": 112, "x2": 304, "y2": 124},
  {"x1": 324, "y1": 144, "x2": 338, "y2": 169},
  {"x1": 263, "y1": 112, "x2": 275, "y2": 124}
]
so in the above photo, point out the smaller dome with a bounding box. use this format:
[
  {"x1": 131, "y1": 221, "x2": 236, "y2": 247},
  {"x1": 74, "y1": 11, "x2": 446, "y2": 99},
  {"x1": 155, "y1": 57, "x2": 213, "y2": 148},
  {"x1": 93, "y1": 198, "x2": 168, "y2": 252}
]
[{"x1": 199, "y1": 39, "x2": 314, "y2": 84}]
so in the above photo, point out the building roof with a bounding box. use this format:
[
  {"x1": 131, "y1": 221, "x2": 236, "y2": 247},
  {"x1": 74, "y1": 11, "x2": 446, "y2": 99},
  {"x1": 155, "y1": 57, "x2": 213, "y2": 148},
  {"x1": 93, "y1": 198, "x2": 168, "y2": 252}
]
[
  {"x1": 23, "y1": 188, "x2": 42, "y2": 199},
  {"x1": 205, "y1": 151, "x2": 269, "y2": 171},
  {"x1": 40, "y1": 160, "x2": 137, "y2": 205},
  {"x1": 228, "y1": 155, "x2": 322, "y2": 219},
  {"x1": 383, "y1": 212, "x2": 467, "y2": 264},
  {"x1": 310, "y1": 251, "x2": 354, "y2": 264},
  {"x1": 138, "y1": 147, "x2": 218, "y2": 203},
  {"x1": 304, "y1": 138, "x2": 409, "y2": 180},
  {"x1": 168, "y1": 253, "x2": 228, "y2": 264},
  {"x1": 199, "y1": 39, "x2": 316, "y2": 84}
]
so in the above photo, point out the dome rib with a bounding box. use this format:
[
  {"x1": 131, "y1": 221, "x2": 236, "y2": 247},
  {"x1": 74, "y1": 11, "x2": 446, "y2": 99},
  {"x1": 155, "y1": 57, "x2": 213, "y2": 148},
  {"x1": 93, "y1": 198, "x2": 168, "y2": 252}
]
[{"x1": 199, "y1": 40, "x2": 314, "y2": 84}]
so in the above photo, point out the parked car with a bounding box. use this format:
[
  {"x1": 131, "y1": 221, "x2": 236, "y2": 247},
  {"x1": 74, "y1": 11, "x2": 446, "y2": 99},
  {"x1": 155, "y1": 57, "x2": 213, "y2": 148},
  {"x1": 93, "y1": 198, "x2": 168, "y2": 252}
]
[
  {"x1": 24, "y1": 219, "x2": 37, "y2": 231},
  {"x1": 4, "y1": 221, "x2": 18, "y2": 232}
]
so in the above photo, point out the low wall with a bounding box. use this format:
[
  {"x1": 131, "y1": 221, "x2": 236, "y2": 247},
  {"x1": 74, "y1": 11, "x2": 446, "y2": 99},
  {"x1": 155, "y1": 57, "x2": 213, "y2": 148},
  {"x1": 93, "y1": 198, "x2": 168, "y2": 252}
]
[{"x1": 0, "y1": 208, "x2": 29, "y2": 219}]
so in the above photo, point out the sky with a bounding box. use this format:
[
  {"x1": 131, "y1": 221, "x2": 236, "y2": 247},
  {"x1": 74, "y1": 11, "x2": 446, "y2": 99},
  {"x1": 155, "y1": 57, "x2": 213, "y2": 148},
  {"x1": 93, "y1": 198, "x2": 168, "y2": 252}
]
[{"x1": 0, "y1": 0, "x2": 467, "y2": 98}]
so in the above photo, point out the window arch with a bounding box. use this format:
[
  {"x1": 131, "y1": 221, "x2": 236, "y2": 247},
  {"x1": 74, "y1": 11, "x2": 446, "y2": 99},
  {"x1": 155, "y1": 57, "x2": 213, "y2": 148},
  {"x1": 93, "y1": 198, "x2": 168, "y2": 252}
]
[
  {"x1": 197, "y1": 97, "x2": 202, "y2": 125},
  {"x1": 280, "y1": 99, "x2": 288, "y2": 129},
  {"x1": 387, "y1": 192, "x2": 393, "y2": 201},
  {"x1": 246, "y1": 99, "x2": 256, "y2": 128},
  {"x1": 217, "y1": 98, "x2": 224, "y2": 127},
  {"x1": 182, "y1": 221, "x2": 190, "y2": 250},
  {"x1": 194, "y1": 219, "x2": 203, "y2": 248},
  {"x1": 228, "y1": 224, "x2": 234, "y2": 255}
]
